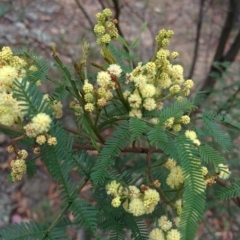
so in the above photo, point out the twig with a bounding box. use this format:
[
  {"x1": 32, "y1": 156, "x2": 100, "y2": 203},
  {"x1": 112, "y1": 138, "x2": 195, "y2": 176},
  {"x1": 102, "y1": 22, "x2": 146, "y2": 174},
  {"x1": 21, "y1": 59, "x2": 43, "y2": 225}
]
[
  {"x1": 74, "y1": 0, "x2": 94, "y2": 29},
  {"x1": 42, "y1": 177, "x2": 89, "y2": 239},
  {"x1": 145, "y1": 150, "x2": 175, "y2": 209},
  {"x1": 200, "y1": 0, "x2": 239, "y2": 95},
  {"x1": 188, "y1": 0, "x2": 205, "y2": 79},
  {"x1": 73, "y1": 143, "x2": 163, "y2": 154}
]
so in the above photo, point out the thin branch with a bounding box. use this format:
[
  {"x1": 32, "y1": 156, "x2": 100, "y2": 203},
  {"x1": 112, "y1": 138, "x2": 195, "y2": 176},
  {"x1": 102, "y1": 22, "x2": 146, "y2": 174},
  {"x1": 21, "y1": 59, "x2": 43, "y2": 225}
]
[
  {"x1": 74, "y1": 0, "x2": 94, "y2": 29},
  {"x1": 97, "y1": 0, "x2": 106, "y2": 10},
  {"x1": 188, "y1": 0, "x2": 205, "y2": 79},
  {"x1": 73, "y1": 144, "x2": 163, "y2": 154},
  {"x1": 42, "y1": 176, "x2": 90, "y2": 239},
  {"x1": 213, "y1": 0, "x2": 238, "y2": 61},
  {"x1": 200, "y1": 0, "x2": 239, "y2": 94},
  {"x1": 146, "y1": 150, "x2": 175, "y2": 209},
  {"x1": 223, "y1": 30, "x2": 240, "y2": 62}
]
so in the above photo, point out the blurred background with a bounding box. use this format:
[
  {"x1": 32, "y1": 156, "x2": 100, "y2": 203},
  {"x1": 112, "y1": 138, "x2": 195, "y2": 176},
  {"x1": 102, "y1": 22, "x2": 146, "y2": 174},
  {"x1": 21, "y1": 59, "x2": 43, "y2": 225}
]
[{"x1": 0, "y1": 0, "x2": 240, "y2": 239}]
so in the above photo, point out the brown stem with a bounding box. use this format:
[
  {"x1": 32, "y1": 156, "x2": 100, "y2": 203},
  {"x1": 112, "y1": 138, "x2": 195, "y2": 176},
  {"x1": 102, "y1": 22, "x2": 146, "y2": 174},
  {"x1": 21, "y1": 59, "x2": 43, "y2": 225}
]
[
  {"x1": 199, "y1": 0, "x2": 239, "y2": 95},
  {"x1": 188, "y1": 0, "x2": 205, "y2": 79},
  {"x1": 73, "y1": 144, "x2": 163, "y2": 154}
]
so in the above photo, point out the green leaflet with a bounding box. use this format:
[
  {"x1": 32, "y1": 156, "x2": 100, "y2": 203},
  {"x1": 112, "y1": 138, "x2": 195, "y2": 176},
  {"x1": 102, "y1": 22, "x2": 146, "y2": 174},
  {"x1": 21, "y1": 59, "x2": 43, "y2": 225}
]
[
  {"x1": 159, "y1": 98, "x2": 194, "y2": 123},
  {"x1": 108, "y1": 42, "x2": 132, "y2": 72},
  {"x1": 0, "y1": 220, "x2": 72, "y2": 240},
  {"x1": 202, "y1": 116, "x2": 232, "y2": 150},
  {"x1": 13, "y1": 78, "x2": 52, "y2": 119},
  {"x1": 217, "y1": 179, "x2": 240, "y2": 200},
  {"x1": 176, "y1": 136, "x2": 206, "y2": 240},
  {"x1": 147, "y1": 125, "x2": 179, "y2": 160},
  {"x1": 203, "y1": 110, "x2": 240, "y2": 131},
  {"x1": 70, "y1": 199, "x2": 98, "y2": 232},
  {"x1": 129, "y1": 117, "x2": 147, "y2": 141},
  {"x1": 147, "y1": 125, "x2": 167, "y2": 147},
  {"x1": 90, "y1": 121, "x2": 131, "y2": 186},
  {"x1": 199, "y1": 144, "x2": 227, "y2": 169},
  {"x1": 78, "y1": 114, "x2": 100, "y2": 151},
  {"x1": 42, "y1": 123, "x2": 78, "y2": 202}
]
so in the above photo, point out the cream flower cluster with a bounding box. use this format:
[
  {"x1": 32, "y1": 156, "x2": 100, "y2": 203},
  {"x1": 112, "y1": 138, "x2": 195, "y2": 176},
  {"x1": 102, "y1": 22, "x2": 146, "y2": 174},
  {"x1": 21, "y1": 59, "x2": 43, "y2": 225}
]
[
  {"x1": 149, "y1": 215, "x2": 181, "y2": 240},
  {"x1": 162, "y1": 115, "x2": 190, "y2": 132},
  {"x1": 11, "y1": 158, "x2": 27, "y2": 181},
  {"x1": 166, "y1": 166, "x2": 185, "y2": 189},
  {"x1": 8, "y1": 147, "x2": 29, "y2": 181},
  {"x1": 52, "y1": 100, "x2": 63, "y2": 119},
  {"x1": 94, "y1": 8, "x2": 118, "y2": 45},
  {"x1": 83, "y1": 64, "x2": 122, "y2": 112},
  {"x1": 105, "y1": 181, "x2": 160, "y2": 216},
  {"x1": 24, "y1": 113, "x2": 57, "y2": 146},
  {"x1": 185, "y1": 130, "x2": 201, "y2": 146},
  {"x1": 10, "y1": 149, "x2": 28, "y2": 181},
  {"x1": 165, "y1": 158, "x2": 177, "y2": 170},
  {"x1": 0, "y1": 46, "x2": 32, "y2": 126},
  {"x1": 124, "y1": 30, "x2": 194, "y2": 120},
  {"x1": 217, "y1": 164, "x2": 231, "y2": 180}
]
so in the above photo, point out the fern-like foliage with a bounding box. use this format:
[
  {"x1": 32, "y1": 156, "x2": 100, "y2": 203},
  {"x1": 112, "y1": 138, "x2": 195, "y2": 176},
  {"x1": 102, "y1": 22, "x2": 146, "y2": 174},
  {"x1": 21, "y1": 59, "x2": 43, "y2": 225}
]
[
  {"x1": 107, "y1": 156, "x2": 134, "y2": 185},
  {"x1": 90, "y1": 121, "x2": 131, "y2": 186},
  {"x1": 129, "y1": 117, "x2": 147, "y2": 141},
  {"x1": 13, "y1": 49, "x2": 50, "y2": 83},
  {"x1": 25, "y1": 158, "x2": 37, "y2": 178},
  {"x1": 42, "y1": 123, "x2": 77, "y2": 202},
  {"x1": 50, "y1": 86, "x2": 69, "y2": 101},
  {"x1": 199, "y1": 144, "x2": 227, "y2": 169},
  {"x1": 108, "y1": 42, "x2": 131, "y2": 72},
  {"x1": 203, "y1": 110, "x2": 240, "y2": 131},
  {"x1": 125, "y1": 216, "x2": 148, "y2": 240},
  {"x1": 202, "y1": 113, "x2": 232, "y2": 150},
  {"x1": 0, "y1": 221, "x2": 45, "y2": 240},
  {"x1": 70, "y1": 199, "x2": 98, "y2": 232},
  {"x1": 144, "y1": 98, "x2": 195, "y2": 123},
  {"x1": 78, "y1": 114, "x2": 99, "y2": 150},
  {"x1": 13, "y1": 78, "x2": 52, "y2": 119},
  {"x1": 176, "y1": 136, "x2": 206, "y2": 240},
  {"x1": 217, "y1": 179, "x2": 240, "y2": 200},
  {"x1": 97, "y1": 200, "x2": 148, "y2": 240},
  {"x1": 147, "y1": 125, "x2": 179, "y2": 160},
  {"x1": 72, "y1": 151, "x2": 92, "y2": 177}
]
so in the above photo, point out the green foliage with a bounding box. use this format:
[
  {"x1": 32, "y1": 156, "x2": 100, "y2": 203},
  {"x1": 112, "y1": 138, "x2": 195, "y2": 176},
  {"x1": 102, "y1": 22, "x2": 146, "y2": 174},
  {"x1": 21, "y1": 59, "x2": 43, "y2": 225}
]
[
  {"x1": 70, "y1": 199, "x2": 98, "y2": 232},
  {"x1": 90, "y1": 121, "x2": 131, "y2": 186},
  {"x1": 199, "y1": 144, "x2": 227, "y2": 169},
  {"x1": 13, "y1": 78, "x2": 52, "y2": 119},
  {"x1": 108, "y1": 42, "x2": 131, "y2": 72},
  {"x1": 14, "y1": 50, "x2": 50, "y2": 83},
  {"x1": 78, "y1": 114, "x2": 100, "y2": 151},
  {"x1": 42, "y1": 123, "x2": 78, "y2": 202},
  {"x1": 202, "y1": 111, "x2": 232, "y2": 150},
  {"x1": 25, "y1": 158, "x2": 37, "y2": 178},
  {"x1": 129, "y1": 117, "x2": 147, "y2": 141},
  {"x1": 147, "y1": 125, "x2": 179, "y2": 160},
  {"x1": 217, "y1": 179, "x2": 240, "y2": 200},
  {"x1": 0, "y1": 221, "x2": 45, "y2": 240},
  {"x1": 158, "y1": 98, "x2": 195, "y2": 124},
  {"x1": 0, "y1": 222, "x2": 70, "y2": 240},
  {"x1": 176, "y1": 136, "x2": 206, "y2": 240}
]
